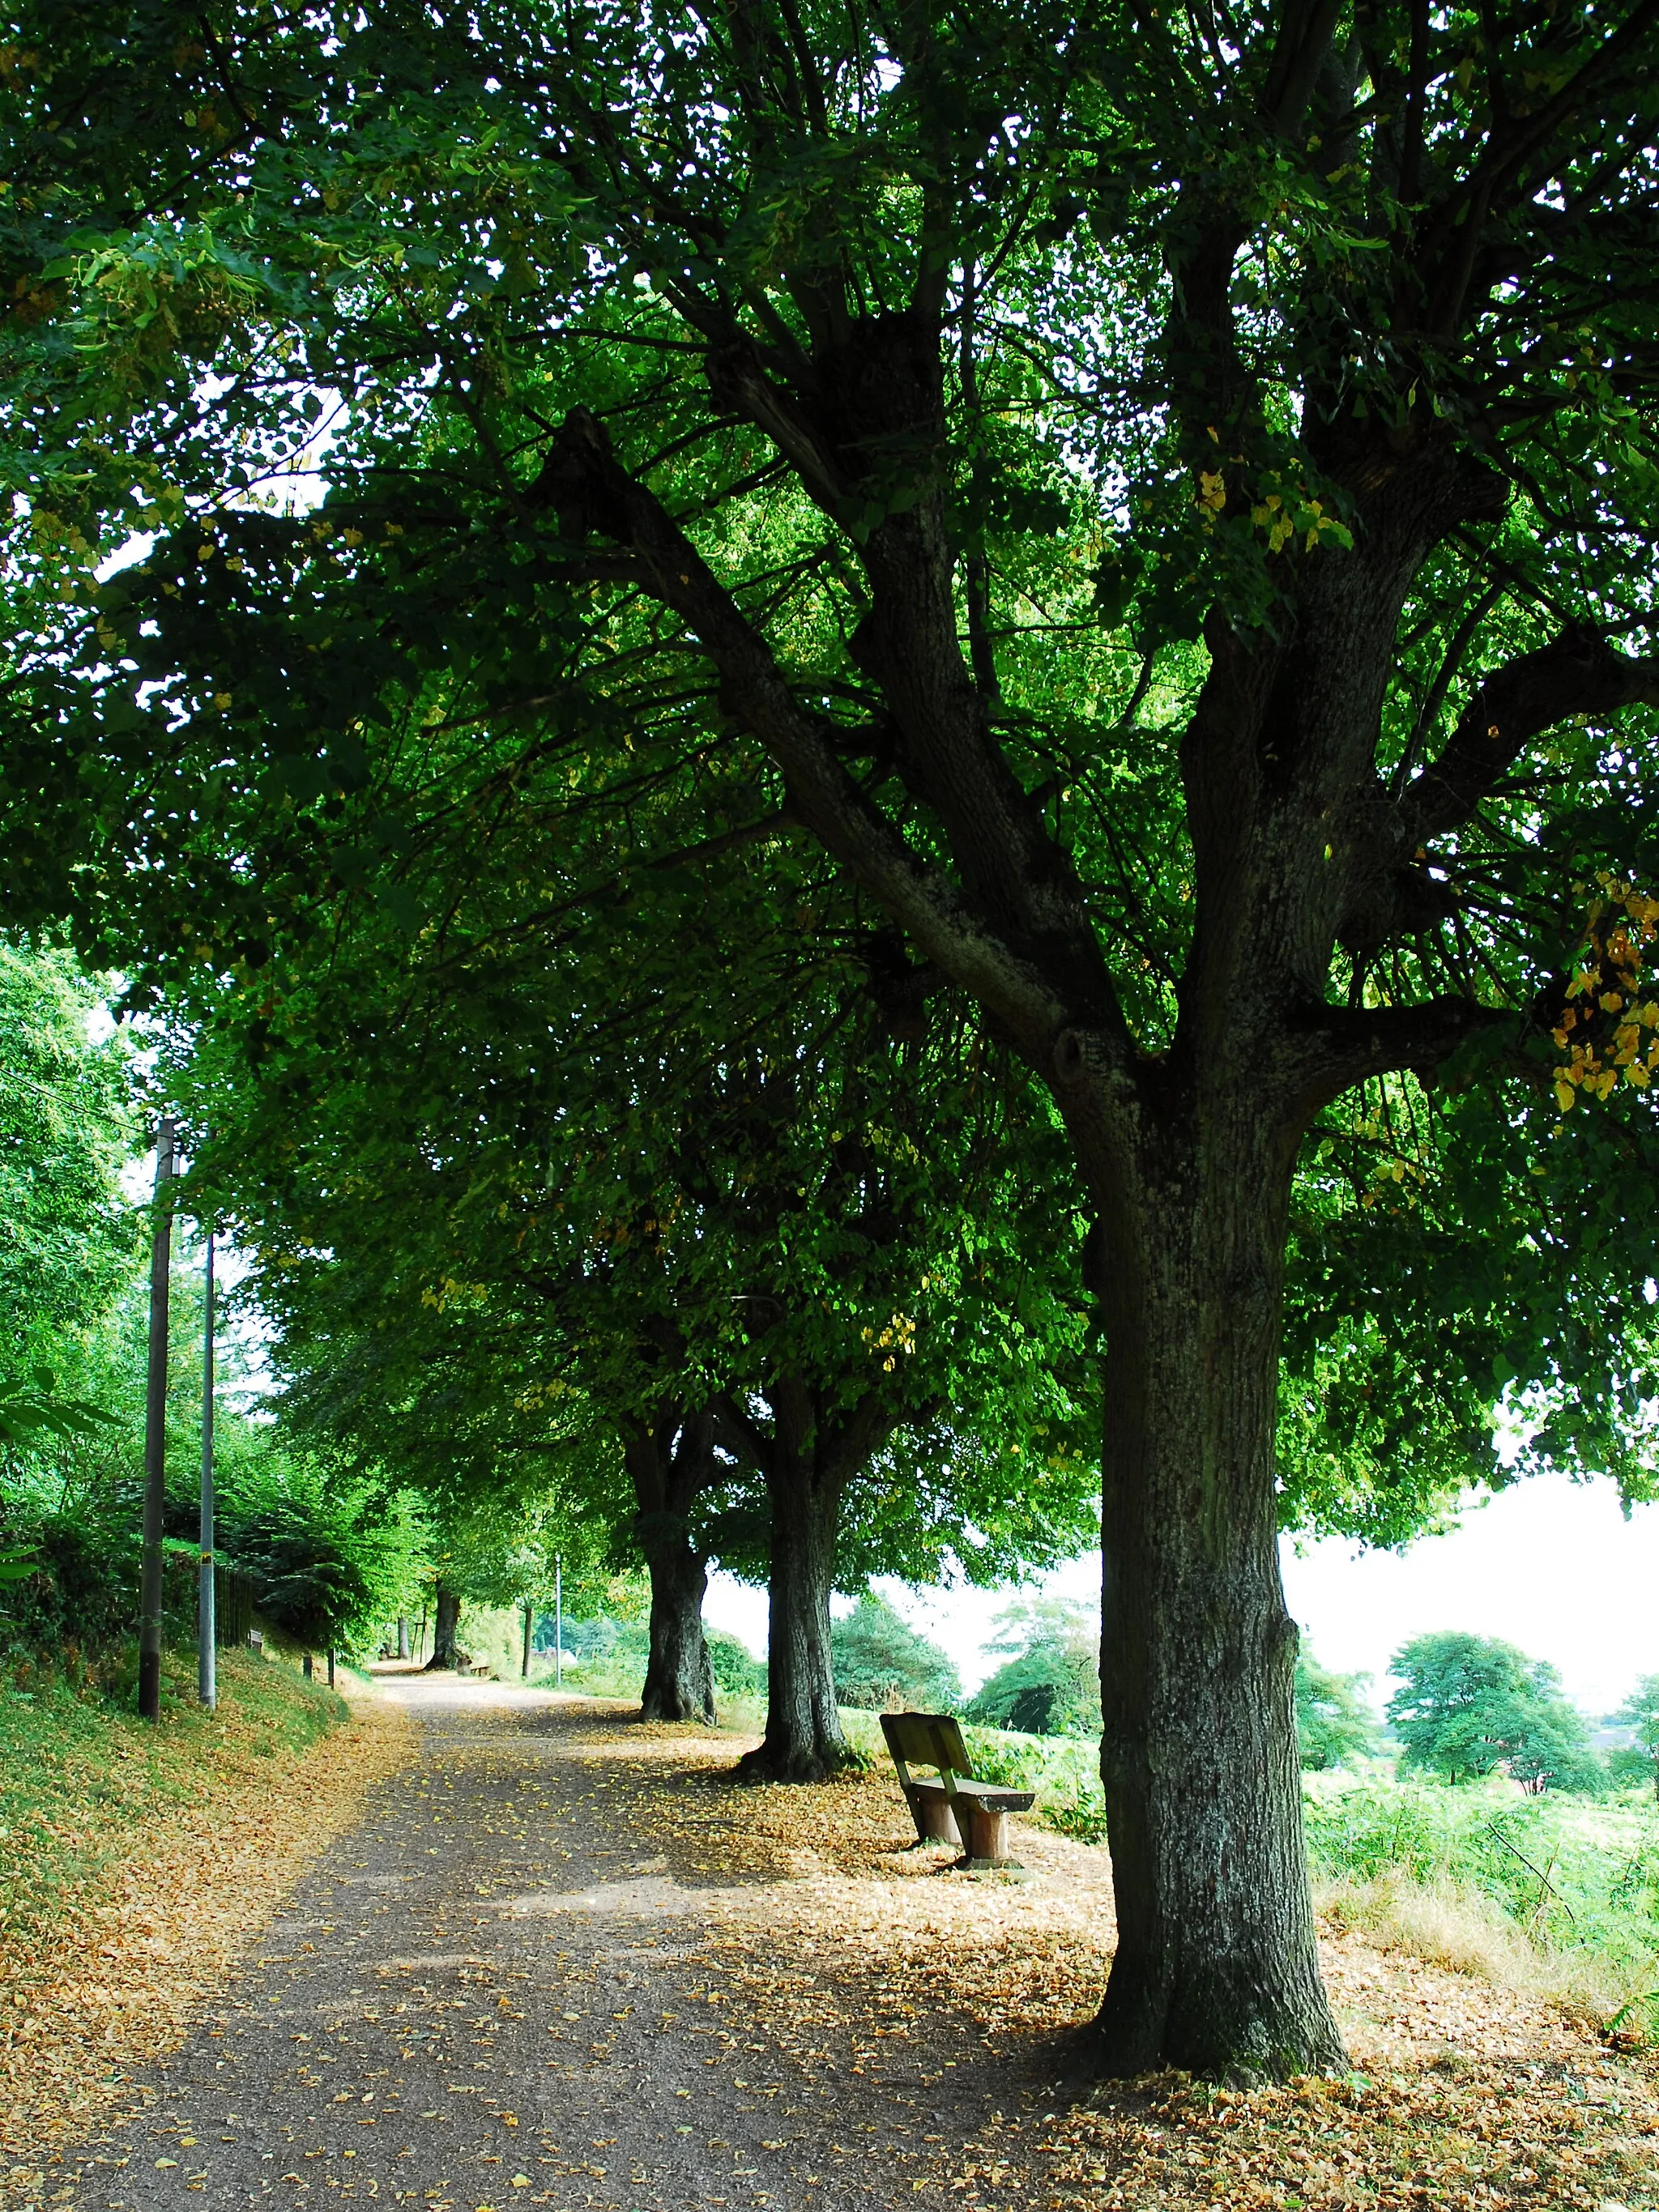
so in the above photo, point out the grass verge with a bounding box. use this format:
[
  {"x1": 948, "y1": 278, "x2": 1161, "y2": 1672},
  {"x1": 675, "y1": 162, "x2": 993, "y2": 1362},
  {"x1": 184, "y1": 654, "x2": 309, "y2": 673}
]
[
  {"x1": 0, "y1": 1647, "x2": 347, "y2": 1949},
  {"x1": 1305, "y1": 1768, "x2": 1659, "y2": 2036}
]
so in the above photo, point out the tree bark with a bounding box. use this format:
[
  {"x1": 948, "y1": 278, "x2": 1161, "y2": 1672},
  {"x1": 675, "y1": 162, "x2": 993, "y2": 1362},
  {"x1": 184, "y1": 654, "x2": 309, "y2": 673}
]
[
  {"x1": 740, "y1": 1438, "x2": 848, "y2": 1781},
  {"x1": 720, "y1": 1378, "x2": 888, "y2": 1784},
  {"x1": 625, "y1": 1409, "x2": 719, "y2": 1724},
  {"x1": 640, "y1": 1539, "x2": 715, "y2": 1723},
  {"x1": 1085, "y1": 1102, "x2": 1344, "y2": 2081},
  {"x1": 425, "y1": 1583, "x2": 462, "y2": 1670}
]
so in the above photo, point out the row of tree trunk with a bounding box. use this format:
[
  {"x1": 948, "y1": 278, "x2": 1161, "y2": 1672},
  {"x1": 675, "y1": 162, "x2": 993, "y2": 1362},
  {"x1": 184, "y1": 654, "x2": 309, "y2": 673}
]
[
  {"x1": 628, "y1": 1380, "x2": 890, "y2": 1779},
  {"x1": 419, "y1": 1386, "x2": 868, "y2": 1782}
]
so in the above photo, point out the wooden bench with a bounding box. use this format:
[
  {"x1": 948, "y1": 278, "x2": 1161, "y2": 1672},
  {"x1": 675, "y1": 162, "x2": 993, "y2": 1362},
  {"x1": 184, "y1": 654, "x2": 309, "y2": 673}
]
[{"x1": 879, "y1": 1711, "x2": 1035, "y2": 1869}]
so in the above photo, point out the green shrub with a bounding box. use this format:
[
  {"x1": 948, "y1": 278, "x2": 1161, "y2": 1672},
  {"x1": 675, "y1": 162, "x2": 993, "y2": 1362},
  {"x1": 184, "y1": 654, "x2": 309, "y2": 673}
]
[
  {"x1": 1303, "y1": 1767, "x2": 1659, "y2": 1982},
  {"x1": 1608, "y1": 1745, "x2": 1658, "y2": 1792},
  {"x1": 708, "y1": 1629, "x2": 766, "y2": 1697}
]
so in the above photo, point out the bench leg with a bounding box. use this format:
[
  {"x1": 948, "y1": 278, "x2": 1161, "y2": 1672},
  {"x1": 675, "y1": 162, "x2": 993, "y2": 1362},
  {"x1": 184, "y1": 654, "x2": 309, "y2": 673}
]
[
  {"x1": 963, "y1": 1805, "x2": 1013, "y2": 1864},
  {"x1": 915, "y1": 1793, "x2": 962, "y2": 1848}
]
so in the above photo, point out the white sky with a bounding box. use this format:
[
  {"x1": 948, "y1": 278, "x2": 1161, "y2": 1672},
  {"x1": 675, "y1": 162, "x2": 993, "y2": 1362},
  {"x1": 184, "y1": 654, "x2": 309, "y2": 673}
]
[{"x1": 706, "y1": 1468, "x2": 1659, "y2": 1720}]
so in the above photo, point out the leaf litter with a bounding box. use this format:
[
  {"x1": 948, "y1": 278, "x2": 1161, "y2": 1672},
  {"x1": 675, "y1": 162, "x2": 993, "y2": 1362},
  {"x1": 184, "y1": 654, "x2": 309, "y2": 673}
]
[
  {"x1": 382, "y1": 1694, "x2": 1659, "y2": 2211},
  {"x1": 6, "y1": 1677, "x2": 1658, "y2": 2212},
  {"x1": 0, "y1": 1653, "x2": 411, "y2": 2205}
]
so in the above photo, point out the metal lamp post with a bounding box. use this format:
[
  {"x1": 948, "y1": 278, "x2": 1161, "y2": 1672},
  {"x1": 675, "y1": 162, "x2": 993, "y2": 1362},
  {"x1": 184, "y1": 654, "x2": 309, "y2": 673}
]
[
  {"x1": 138, "y1": 1119, "x2": 177, "y2": 1723},
  {"x1": 198, "y1": 1230, "x2": 217, "y2": 1710}
]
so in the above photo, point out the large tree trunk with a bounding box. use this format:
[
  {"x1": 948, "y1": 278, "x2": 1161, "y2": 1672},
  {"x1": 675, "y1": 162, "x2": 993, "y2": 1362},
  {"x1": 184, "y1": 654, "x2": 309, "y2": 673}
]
[
  {"x1": 1087, "y1": 1106, "x2": 1344, "y2": 2081},
  {"x1": 640, "y1": 1540, "x2": 715, "y2": 1722},
  {"x1": 424, "y1": 1583, "x2": 462, "y2": 1670},
  {"x1": 738, "y1": 1436, "x2": 851, "y2": 1783},
  {"x1": 720, "y1": 1377, "x2": 894, "y2": 1784},
  {"x1": 625, "y1": 1410, "x2": 719, "y2": 1724}
]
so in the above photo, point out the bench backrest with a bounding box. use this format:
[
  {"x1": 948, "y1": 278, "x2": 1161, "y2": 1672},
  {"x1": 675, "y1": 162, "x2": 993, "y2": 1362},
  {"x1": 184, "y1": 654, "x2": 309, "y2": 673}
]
[{"x1": 881, "y1": 1709, "x2": 973, "y2": 1781}]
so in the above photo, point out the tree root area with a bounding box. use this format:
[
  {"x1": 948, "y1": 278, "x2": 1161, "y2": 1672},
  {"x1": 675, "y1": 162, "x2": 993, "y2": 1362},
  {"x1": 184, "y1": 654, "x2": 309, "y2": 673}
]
[
  {"x1": 731, "y1": 1737, "x2": 863, "y2": 1786},
  {"x1": 25, "y1": 1677, "x2": 1659, "y2": 2212}
]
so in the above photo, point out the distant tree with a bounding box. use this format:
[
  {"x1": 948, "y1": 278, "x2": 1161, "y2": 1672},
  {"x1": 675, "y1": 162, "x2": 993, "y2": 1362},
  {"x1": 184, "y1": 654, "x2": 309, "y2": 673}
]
[
  {"x1": 1614, "y1": 1676, "x2": 1659, "y2": 1803},
  {"x1": 964, "y1": 1595, "x2": 1102, "y2": 1737},
  {"x1": 1294, "y1": 1654, "x2": 1381, "y2": 1771},
  {"x1": 830, "y1": 1592, "x2": 960, "y2": 1712},
  {"x1": 1388, "y1": 1633, "x2": 1602, "y2": 1792}
]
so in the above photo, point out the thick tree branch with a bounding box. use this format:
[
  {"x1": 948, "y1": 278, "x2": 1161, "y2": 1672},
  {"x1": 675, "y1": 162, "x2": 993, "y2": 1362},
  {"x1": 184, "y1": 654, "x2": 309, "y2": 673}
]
[
  {"x1": 703, "y1": 339, "x2": 846, "y2": 512},
  {"x1": 1260, "y1": 0, "x2": 1347, "y2": 134},
  {"x1": 817, "y1": 1388, "x2": 901, "y2": 1490},
  {"x1": 537, "y1": 407, "x2": 1129, "y2": 1064},
  {"x1": 1291, "y1": 993, "x2": 1511, "y2": 1109},
  {"x1": 712, "y1": 1391, "x2": 774, "y2": 1482},
  {"x1": 1403, "y1": 624, "x2": 1659, "y2": 845}
]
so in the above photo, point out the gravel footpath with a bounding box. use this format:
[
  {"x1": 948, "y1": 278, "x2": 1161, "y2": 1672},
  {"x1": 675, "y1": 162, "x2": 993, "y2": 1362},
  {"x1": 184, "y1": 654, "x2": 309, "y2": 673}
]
[{"x1": 54, "y1": 1674, "x2": 1098, "y2": 2212}]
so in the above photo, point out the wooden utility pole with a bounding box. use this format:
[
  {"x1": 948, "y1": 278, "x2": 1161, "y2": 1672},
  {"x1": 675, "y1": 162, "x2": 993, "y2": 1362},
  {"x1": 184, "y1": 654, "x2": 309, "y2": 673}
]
[
  {"x1": 139, "y1": 1119, "x2": 177, "y2": 1723},
  {"x1": 554, "y1": 1556, "x2": 562, "y2": 1690},
  {"x1": 521, "y1": 1601, "x2": 533, "y2": 1680},
  {"x1": 198, "y1": 1230, "x2": 216, "y2": 1710}
]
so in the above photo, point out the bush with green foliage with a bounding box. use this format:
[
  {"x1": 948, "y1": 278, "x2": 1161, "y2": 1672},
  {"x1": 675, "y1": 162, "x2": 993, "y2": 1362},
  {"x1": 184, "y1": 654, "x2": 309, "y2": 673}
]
[
  {"x1": 2, "y1": 1245, "x2": 432, "y2": 1670},
  {"x1": 831, "y1": 1591, "x2": 960, "y2": 1711},
  {"x1": 1614, "y1": 1677, "x2": 1659, "y2": 1799},
  {"x1": 1295, "y1": 1652, "x2": 1383, "y2": 1771},
  {"x1": 1303, "y1": 1768, "x2": 1659, "y2": 1979},
  {"x1": 0, "y1": 1499, "x2": 143, "y2": 1661},
  {"x1": 708, "y1": 1630, "x2": 766, "y2": 1699},
  {"x1": 1388, "y1": 1631, "x2": 1603, "y2": 1792},
  {"x1": 216, "y1": 1451, "x2": 428, "y2": 1657}
]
